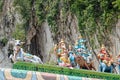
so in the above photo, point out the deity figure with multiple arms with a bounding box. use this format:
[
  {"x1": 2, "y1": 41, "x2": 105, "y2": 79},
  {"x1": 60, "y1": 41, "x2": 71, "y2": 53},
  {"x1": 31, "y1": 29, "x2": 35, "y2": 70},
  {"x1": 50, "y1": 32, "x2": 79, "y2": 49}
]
[
  {"x1": 74, "y1": 35, "x2": 90, "y2": 61},
  {"x1": 59, "y1": 48, "x2": 72, "y2": 68},
  {"x1": 54, "y1": 39, "x2": 73, "y2": 68},
  {"x1": 97, "y1": 44, "x2": 107, "y2": 63},
  {"x1": 97, "y1": 44, "x2": 114, "y2": 72}
]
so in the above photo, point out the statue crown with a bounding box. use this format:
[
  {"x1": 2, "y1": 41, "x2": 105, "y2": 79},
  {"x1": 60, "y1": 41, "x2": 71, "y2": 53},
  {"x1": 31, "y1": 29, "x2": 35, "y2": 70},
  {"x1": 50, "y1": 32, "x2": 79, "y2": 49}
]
[{"x1": 101, "y1": 44, "x2": 105, "y2": 49}]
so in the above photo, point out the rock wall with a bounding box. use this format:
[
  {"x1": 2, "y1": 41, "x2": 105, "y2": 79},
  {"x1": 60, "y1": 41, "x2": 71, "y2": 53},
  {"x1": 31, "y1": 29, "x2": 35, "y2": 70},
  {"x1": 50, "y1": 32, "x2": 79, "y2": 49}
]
[
  {"x1": 0, "y1": 0, "x2": 120, "y2": 71},
  {"x1": 0, "y1": 0, "x2": 14, "y2": 68},
  {"x1": 30, "y1": 21, "x2": 54, "y2": 63},
  {"x1": 111, "y1": 19, "x2": 120, "y2": 57},
  {"x1": 0, "y1": 0, "x2": 22, "y2": 68},
  {"x1": 29, "y1": 12, "x2": 80, "y2": 63}
]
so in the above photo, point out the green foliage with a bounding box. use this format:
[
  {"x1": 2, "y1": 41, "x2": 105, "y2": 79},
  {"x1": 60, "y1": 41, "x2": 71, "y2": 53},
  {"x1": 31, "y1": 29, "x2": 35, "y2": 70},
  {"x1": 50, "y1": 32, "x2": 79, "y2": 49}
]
[
  {"x1": 113, "y1": 0, "x2": 120, "y2": 10},
  {"x1": 13, "y1": 0, "x2": 31, "y2": 41},
  {"x1": 0, "y1": 37, "x2": 8, "y2": 46},
  {"x1": 69, "y1": 0, "x2": 119, "y2": 47},
  {"x1": 14, "y1": 0, "x2": 31, "y2": 21},
  {"x1": 35, "y1": 0, "x2": 59, "y2": 33},
  {"x1": 0, "y1": 0, "x2": 3, "y2": 12},
  {"x1": 13, "y1": 0, "x2": 120, "y2": 47},
  {"x1": 13, "y1": 61, "x2": 120, "y2": 80},
  {"x1": 12, "y1": 24, "x2": 25, "y2": 41},
  {"x1": 112, "y1": 0, "x2": 120, "y2": 18},
  {"x1": 14, "y1": 0, "x2": 60, "y2": 33}
]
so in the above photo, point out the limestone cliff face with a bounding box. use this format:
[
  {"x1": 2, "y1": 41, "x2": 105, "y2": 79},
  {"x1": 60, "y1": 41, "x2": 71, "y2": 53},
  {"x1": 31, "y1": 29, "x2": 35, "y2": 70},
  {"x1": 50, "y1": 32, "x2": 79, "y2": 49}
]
[
  {"x1": 111, "y1": 19, "x2": 120, "y2": 57},
  {"x1": 29, "y1": 13, "x2": 80, "y2": 63},
  {"x1": 0, "y1": 0, "x2": 14, "y2": 39},
  {"x1": 0, "y1": 0, "x2": 80, "y2": 66},
  {"x1": 0, "y1": 0, "x2": 120, "y2": 70},
  {"x1": 0, "y1": 0, "x2": 22, "y2": 68},
  {"x1": 0, "y1": 0, "x2": 22, "y2": 39},
  {"x1": 0, "y1": 0, "x2": 14, "y2": 68}
]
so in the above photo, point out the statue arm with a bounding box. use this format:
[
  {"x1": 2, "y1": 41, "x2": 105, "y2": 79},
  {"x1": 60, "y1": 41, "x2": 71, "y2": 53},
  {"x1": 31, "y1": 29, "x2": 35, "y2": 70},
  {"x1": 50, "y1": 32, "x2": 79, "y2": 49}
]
[
  {"x1": 13, "y1": 50, "x2": 17, "y2": 61},
  {"x1": 13, "y1": 46, "x2": 19, "y2": 61},
  {"x1": 97, "y1": 54, "x2": 100, "y2": 59},
  {"x1": 116, "y1": 58, "x2": 120, "y2": 64}
]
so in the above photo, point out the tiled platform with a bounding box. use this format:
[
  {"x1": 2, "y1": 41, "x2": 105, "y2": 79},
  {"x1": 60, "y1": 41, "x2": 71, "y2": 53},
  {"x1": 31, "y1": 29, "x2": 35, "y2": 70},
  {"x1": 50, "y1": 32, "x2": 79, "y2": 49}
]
[{"x1": 0, "y1": 68, "x2": 102, "y2": 80}]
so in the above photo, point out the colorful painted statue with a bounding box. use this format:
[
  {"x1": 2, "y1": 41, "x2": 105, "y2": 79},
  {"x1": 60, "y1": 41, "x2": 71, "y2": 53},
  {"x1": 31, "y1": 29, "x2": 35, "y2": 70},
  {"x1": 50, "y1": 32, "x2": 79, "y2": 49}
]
[
  {"x1": 74, "y1": 36, "x2": 94, "y2": 69},
  {"x1": 23, "y1": 52, "x2": 43, "y2": 64},
  {"x1": 116, "y1": 53, "x2": 120, "y2": 74},
  {"x1": 55, "y1": 39, "x2": 67, "y2": 66},
  {"x1": 57, "y1": 39, "x2": 66, "y2": 65},
  {"x1": 100, "y1": 44, "x2": 107, "y2": 55},
  {"x1": 9, "y1": 39, "x2": 43, "y2": 64},
  {"x1": 97, "y1": 44, "x2": 107, "y2": 63},
  {"x1": 75, "y1": 56, "x2": 96, "y2": 70},
  {"x1": 77, "y1": 35, "x2": 86, "y2": 43},
  {"x1": 74, "y1": 40, "x2": 79, "y2": 54},
  {"x1": 86, "y1": 49, "x2": 93, "y2": 64},
  {"x1": 99, "y1": 54, "x2": 114, "y2": 73},
  {"x1": 68, "y1": 45, "x2": 76, "y2": 67},
  {"x1": 59, "y1": 49, "x2": 71, "y2": 67},
  {"x1": 58, "y1": 48, "x2": 73, "y2": 69},
  {"x1": 54, "y1": 39, "x2": 73, "y2": 69},
  {"x1": 53, "y1": 44, "x2": 61, "y2": 64},
  {"x1": 77, "y1": 35, "x2": 87, "y2": 49},
  {"x1": 13, "y1": 44, "x2": 24, "y2": 61},
  {"x1": 74, "y1": 35, "x2": 89, "y2": 61},
  {"x1": 98, "y1": 44, "x2": 113, "y2": 73}
]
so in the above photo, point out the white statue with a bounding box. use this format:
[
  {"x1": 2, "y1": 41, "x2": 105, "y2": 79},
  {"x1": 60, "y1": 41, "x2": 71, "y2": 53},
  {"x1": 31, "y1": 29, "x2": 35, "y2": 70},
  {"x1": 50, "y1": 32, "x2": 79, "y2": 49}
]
[{"x1": 8, "y1": 39, "x2": 43, "y2": 64}]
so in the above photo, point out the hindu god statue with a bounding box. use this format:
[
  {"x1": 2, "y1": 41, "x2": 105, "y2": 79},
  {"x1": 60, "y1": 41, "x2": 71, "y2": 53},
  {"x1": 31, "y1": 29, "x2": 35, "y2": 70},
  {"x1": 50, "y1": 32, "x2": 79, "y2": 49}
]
[
  {"x1": 68, "y1": 45, "x2": 76, "y2": 67},
  {"x1": 57, "y1": 39, "x2": 67, "y2": 65},
  {"x1": 77, "y1": 35, "x2": 87, "y2": 49},
  {"x1": 100, "y1": 44, "x2": 107, "y2": 55}
]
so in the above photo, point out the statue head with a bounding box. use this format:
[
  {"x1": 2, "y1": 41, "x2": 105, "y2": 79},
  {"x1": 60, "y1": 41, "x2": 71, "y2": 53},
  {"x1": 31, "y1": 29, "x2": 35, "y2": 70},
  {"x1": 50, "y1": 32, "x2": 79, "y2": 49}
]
[
  {"x1": 78, "y1": 35, "x2": 82, "y2": 39},
  {"x1": 15, "y1": 40, "x2": 21, "y2": 46},
  {"x1": 59, "y1": 39, "x2": 66, "y2": 49},
  {"x1": 101, "y1": 44, "x2": 105, "y2": 50},
  {"x1": 75, "y1": 40, "x2": 78, "y2": 45},
  {"x1": 68, "y1": 45, "x2": 72, "y2": 50}
]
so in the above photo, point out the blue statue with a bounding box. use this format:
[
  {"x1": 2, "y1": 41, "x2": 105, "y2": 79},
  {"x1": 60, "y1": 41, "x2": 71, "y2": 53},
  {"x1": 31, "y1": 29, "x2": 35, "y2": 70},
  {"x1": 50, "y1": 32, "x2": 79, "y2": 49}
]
[
  {"x1": 74, "y1": 35, "x2": 88, "y2": 59},
  {"x1": 99, "y1": 62, "x2": 113, "y2": 73},
  {"x1": 68, "y1": 45, "x2": 76, "y2": 67},
  {"x1": 77, "y1": 35, "x2": 87, "y2": 43}
]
